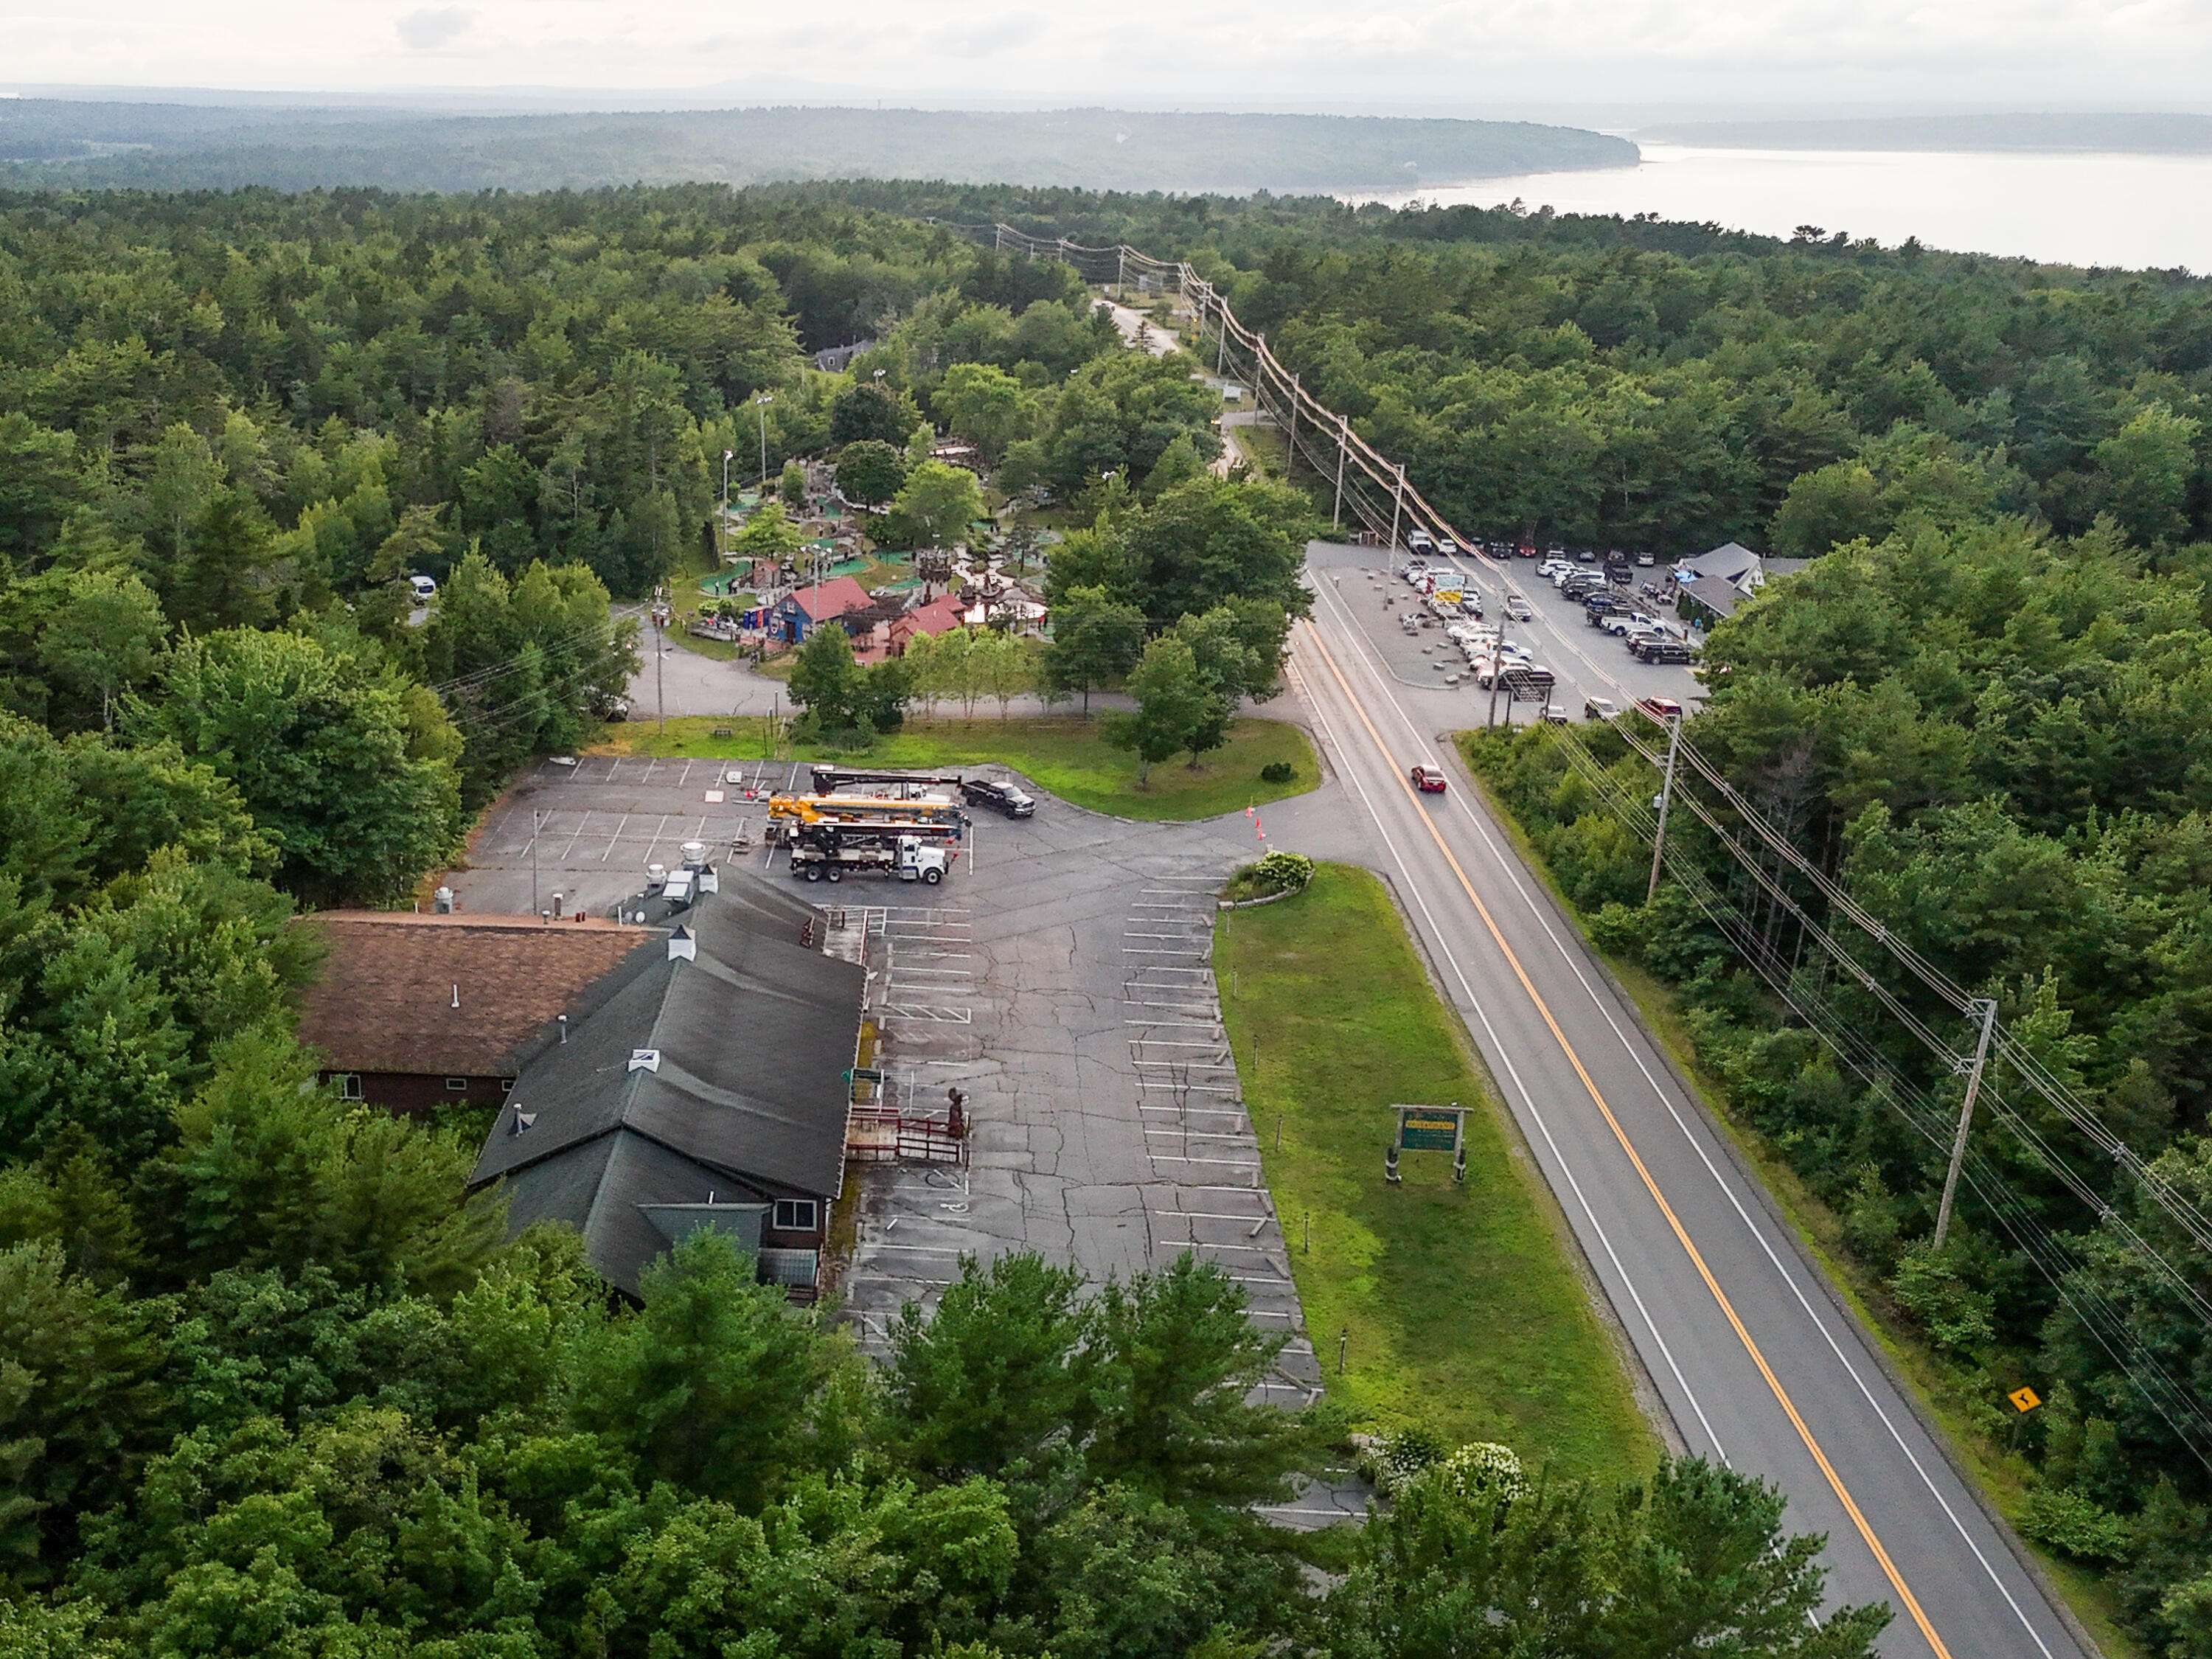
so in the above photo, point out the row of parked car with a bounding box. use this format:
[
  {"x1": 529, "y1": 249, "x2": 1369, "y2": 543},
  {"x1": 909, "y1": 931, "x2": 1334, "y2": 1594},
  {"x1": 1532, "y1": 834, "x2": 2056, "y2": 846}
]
[
  {"x1": 1537, "y1": 557, "x2": 1698, "y2": 666},
  {"x1": 1407, "y1": 527, "x2": 1658, "y2": 572}
]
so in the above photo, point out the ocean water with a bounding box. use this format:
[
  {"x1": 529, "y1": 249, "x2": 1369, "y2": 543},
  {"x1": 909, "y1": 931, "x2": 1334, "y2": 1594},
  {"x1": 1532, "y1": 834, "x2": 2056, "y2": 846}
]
[{"x1": 1351, "y1": 142, "x2": 2212, "y2": 273}]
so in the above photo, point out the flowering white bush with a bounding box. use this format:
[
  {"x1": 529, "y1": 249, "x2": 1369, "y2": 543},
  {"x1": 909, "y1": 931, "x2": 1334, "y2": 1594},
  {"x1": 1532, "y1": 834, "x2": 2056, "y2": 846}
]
[
  {"x1": 1359, "y1": 1427, "x2": 1445, "y2": 1497},
  {"x1": 1426, "y1": 1441, "x2": 1526, "y2": 1503}
]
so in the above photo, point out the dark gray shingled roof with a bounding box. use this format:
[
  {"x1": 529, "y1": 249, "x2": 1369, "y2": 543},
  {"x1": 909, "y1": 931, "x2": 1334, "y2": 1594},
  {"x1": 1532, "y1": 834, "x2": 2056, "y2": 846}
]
[{"x1": 468, "y1": 866, "x2": 863, "y2": 1296}]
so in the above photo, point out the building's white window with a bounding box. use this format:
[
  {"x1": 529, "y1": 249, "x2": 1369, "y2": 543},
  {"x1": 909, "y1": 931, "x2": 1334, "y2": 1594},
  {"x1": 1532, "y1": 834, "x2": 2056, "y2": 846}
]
[
  {"x1": 445, "y1": 1077, "x2": 470, "y2": 1093},
  {"x1": 336, "y1": 1073, "x2": 364, "y2": 1101},
  {"x1": 773, "y1": 1199, "x2": 818, "y2": 1233}
]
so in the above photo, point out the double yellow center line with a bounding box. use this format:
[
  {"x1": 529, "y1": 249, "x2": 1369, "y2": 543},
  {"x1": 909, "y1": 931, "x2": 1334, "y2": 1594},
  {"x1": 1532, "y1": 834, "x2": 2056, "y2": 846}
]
[{"x1": 1302, "y1": 619, "x2": 1950, "y2": 1659}]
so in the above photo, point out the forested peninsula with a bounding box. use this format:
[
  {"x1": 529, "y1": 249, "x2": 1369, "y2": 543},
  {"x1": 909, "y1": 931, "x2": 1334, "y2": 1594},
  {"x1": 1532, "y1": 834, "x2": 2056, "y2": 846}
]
[{"x1": 0, "y1": 100, "x2": 1635, "y2": 194}]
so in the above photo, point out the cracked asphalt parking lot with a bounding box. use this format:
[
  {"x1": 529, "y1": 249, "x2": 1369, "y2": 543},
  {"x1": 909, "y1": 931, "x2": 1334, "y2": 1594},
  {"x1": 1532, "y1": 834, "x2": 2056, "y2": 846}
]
[{"x1": 838, "y1": 790, "x2": 1328, "y2": 1416}]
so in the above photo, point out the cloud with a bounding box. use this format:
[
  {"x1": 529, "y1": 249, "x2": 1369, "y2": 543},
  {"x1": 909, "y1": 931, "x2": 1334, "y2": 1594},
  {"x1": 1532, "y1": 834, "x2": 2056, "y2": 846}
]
[{"x1": 395, "y1": 5, "x2": 475, "y2": 49}]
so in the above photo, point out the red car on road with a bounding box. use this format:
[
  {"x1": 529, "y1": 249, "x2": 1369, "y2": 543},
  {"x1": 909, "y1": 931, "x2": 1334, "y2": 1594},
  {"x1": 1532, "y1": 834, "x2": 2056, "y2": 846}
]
[{"x1": 1410, "y1": 765, "x2": 1449, "y2": 793}]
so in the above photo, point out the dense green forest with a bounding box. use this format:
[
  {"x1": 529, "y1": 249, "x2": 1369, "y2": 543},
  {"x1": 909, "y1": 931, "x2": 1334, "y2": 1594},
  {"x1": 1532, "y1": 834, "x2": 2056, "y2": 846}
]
[
  {"x1": 0, "y1": 100, "x2": 1634, "y2": 194},
  {"x1": 4, "y1": 174, "x2": 2208, "y2": 1650}
]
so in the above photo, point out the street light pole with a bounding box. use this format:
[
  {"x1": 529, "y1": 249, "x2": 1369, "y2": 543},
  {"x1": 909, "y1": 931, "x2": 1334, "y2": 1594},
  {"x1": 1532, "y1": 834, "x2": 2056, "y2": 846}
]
[
  {"x1": 1646, "y1": 713, "x2": 1683, "y2": 902},
  {"x1": 1934, "y1": 998, "x2": 2000, "y2": 1249}
]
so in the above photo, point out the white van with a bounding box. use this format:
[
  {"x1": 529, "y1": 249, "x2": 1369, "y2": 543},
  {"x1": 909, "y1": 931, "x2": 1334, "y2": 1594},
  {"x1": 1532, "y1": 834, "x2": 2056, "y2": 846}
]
[{"x1": 408, "y1": 574, "x2": 438, "y2": 602}]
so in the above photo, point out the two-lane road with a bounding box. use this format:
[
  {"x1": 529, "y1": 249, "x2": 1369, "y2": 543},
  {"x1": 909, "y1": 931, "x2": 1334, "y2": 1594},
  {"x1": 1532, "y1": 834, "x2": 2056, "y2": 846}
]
[{"x1": 1292, "y1": 568, "x2": 2088, "y2": 1658}]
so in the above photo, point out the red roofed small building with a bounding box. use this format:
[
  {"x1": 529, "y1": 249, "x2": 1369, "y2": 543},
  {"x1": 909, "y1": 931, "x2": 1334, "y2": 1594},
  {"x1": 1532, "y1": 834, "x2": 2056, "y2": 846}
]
[
  {"x1": 771, "y1": 575, "x2": 872, "y2": 644},
  {"x1": 854, "y1": 590, "x2": 973, "y2": 664}
]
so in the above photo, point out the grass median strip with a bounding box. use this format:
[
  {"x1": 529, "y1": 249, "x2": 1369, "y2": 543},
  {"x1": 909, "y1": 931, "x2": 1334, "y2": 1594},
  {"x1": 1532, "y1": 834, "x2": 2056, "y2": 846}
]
[
  {"x1": 595, "y1": 714, "x2": 1319, "y2": 821},
  {"x1": 1216, "y1": 861, "x2": 1658, "y2": 1484}
]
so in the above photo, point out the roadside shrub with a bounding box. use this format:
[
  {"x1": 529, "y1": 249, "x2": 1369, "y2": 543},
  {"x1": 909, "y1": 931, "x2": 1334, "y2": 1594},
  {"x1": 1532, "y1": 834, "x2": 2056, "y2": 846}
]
[
  {"x1": 1259, "y1": 760, "x2": 1294, "y2": 783},
  {"x1": 1358, "y1": 1426, "x2": 1446, "y2": 1497},
  {"x1": 1251, "y1": 850, "x2": 1314, "y2": 893},
  {"x1": 1886, "y1": 1242, "x2": 1995, "y2": 1359},
  {"x1": 2019, "y1": 1486, "x2": 2135, "y2": 1563}
]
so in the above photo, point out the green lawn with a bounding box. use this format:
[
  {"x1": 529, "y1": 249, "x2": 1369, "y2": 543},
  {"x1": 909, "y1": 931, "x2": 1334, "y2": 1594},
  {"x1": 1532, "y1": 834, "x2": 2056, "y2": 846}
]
[
  {"x1": 597, "y1": 714, "x2": 1320, "y2": 821},
  {"x1": 1215, "y1": 863, "x2": 1659, "y2": 1484}
]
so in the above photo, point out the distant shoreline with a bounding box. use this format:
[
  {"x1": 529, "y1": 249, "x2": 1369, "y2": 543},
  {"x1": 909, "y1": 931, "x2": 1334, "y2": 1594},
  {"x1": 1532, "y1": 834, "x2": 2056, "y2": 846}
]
[{"x1": 1638, "y1": 112, "x2": 2212, "y2": 157}]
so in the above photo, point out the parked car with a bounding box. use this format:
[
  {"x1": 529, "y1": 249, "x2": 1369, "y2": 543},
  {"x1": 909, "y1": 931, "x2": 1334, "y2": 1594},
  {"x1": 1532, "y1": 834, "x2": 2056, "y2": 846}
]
[
  {"x1": 1459, "y1": 597, "x2": 1484, "y2": 618},
  {"x1": 1435, "y1": 536, "x2": 1461, "y2": 560},
  {"x1": 1541, "y1": 705, "x2": 1569, "y2": 725},
  {"x1": 1633, "y1": 639, "x2": 1698, "y2": 665},
  {"x1": 1574, "y1": 546, "x2": 1598, "y2": 563},
  {"x1": 408, "y1": 574, "x2": 438, "y2": 600},
  {"x1": 1636, "y1": 696, "x2": 1686, "y2": 722},
  {"x1": 1407, "y1": 529, "x2": 1436, "y2": 557},
  {"x1": 1635, "y1": 551, "x2": 1655, "y2": 567},
  {"x1": 1486, "y1": 540, "x2": 1513, "y2": 560},
  {"x1": 1505, "y1": 596, "x2": 1533, "y2": 622},
  {"x1": 1410, "y1": 765, "x2": 1448, "y2": 793},
  {"x1": 961, "y1": 777, "x2": 1037, "y2": 818},
  {"x1": 1602, "y1": 611, "x2": 1655, "y2": 636},
  {"x1": 1517, "y1": 540, "x2": 1540, "y2": 558},
  {"x1": 1584, "y1": 696, "x2": 1621, "y2": 720}
]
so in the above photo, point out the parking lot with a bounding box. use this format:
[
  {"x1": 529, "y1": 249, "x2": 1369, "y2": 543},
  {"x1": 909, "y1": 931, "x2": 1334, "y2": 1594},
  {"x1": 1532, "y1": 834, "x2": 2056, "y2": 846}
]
[
  {"x1": 1307, "y1": 541, "x2": 1703, "y2": 721},
  {"x1": 834, "y1": 790, "x2": 1329, "y2": 1420},
  {"x1": 447, "y1": 755, "x2": 1343, "y2": 1482}
]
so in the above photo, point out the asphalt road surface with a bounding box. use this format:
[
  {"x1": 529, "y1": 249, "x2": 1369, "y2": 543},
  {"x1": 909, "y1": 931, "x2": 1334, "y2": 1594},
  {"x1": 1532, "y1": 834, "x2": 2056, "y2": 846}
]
[{"x1": 1294, "y1": 569, "x2": 2087, "y2": 1659}]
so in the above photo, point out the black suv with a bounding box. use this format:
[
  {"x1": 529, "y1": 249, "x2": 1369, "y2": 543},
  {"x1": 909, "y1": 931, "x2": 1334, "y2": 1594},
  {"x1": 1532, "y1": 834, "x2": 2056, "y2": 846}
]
[{"x1": 961, "y1": 778, "x2": 1037, "y2": 818}]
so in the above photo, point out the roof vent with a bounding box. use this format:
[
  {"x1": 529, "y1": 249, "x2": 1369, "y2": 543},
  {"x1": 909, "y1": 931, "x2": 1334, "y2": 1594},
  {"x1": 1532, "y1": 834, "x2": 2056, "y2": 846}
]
[
  {"x1": 450, "y1": 983, "x2": 461, "y2": 1010},
  {"x1": 668, "y1": 925, "x2": 697, "y2": 963},
  {"x1": 628, "y1": 1048, "x2": 661, "y2": 1074},
  {"x1": 681, "y1": 840, "x2": 708, "y2": 871},
  {"x1": 645, "y1": 863, "x2": 668, "y2": 891},
  {"x1": 433, "y1": 886, "x2": 454, "y2": 914},
  {"x1": 508, "y1": 1107, "x2": 536, "y2": 1135},
  {"x1": 697, "y1": 866, "x2": 720, "y2": 894}
]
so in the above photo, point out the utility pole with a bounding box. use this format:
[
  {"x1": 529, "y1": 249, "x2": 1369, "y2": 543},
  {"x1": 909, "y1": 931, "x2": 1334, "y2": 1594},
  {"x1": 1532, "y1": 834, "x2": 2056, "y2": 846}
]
[
  {"x1": 1286, "y1": 373, "x2": 1300, "y2": 473},
  {"x1": 1486, "y1": 611, "x2": 1509, "y2": 728},
  {"x1": 1332, "y1": 412, "x2": 1349, "y2": 532},
  {"x1": 1216, "y1": 297, "x2": 1228, "y2": 374},
  {"x1": 1388, "y1": 463, "x2": 1406, "y2": 552},
  {"x1": 1646, "y1": 712, "x2": 1683, "y2": 902},
  {"x1": 651, "y1": 605, "x2": 667, "y2": 737},
  {"x1": 530, "y1": 809, "x2": 546, "y2": 916},
  {"x1": 1116, "y1": 246, "x2": 1126, "y2": 295},
  {"x1": 719, "y1": 448, "x2": 733, "y2": 562},
  {"x1": 1934, "y1": 998, "x2": 2000, "y2": 1249},
  {"x1": 754, "y1": 393, "x2": 773, "y2": 490}
]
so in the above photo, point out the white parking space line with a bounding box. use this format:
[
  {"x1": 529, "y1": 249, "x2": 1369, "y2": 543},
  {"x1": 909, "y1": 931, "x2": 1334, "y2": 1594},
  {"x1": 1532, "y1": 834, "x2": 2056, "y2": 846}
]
[
  {"x1": 1124, "y1": 1015, "x2": 1224, "y2": 1026},
  {"x1": 1146, "y1": 1128, "x2": 1253, "y2": 1142},
  {"x1": 1149, "y1": 1153, "x2": 1262, "y2": 1167},
  {"x1": 1139, "y1": 1082, "x2": 1242, "y2": 1096},
  {"x1": 1133, "y1": 1039, "x2": 1229, "y2": 1048},
  {"x1": 599, "y1": 813, "x2": 629, "y2": 862}
]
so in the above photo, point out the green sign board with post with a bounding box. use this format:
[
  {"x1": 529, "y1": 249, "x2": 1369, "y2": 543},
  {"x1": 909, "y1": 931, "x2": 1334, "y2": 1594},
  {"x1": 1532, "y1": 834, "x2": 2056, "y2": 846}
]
[
  {"x1": 1399, "y1": 1110, "x2": 1460, "y2": 1150},
  {"x1": 1387, "y1": 1102, "x2": 1468, "y2": 1183}
]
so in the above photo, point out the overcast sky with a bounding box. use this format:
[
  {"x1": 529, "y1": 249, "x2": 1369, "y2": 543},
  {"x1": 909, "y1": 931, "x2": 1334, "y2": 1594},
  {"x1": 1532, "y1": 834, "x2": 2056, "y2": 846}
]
[{"x1": 7, "y1": 0, "x2": 2210, "y2": 114}]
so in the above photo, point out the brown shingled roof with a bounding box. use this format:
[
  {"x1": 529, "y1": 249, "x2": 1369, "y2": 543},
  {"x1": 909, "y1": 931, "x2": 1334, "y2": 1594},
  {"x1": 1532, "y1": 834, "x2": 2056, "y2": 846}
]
[{"x1": 296, "y1": 911, "x2": 657, "y2": 1077}]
